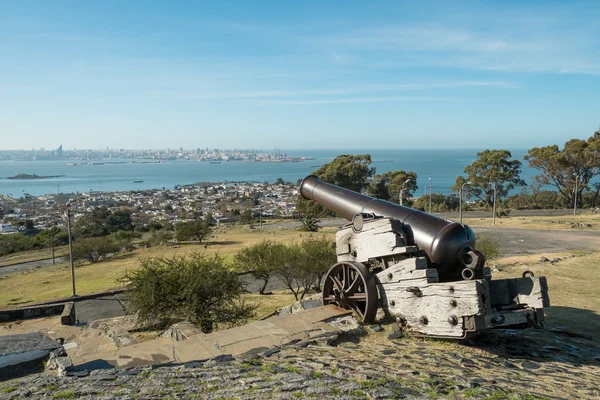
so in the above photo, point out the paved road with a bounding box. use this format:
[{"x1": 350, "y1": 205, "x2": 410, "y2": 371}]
[
  {"x1": 473, "y1": 227, "x2": 600, "y2": 257},
  {"x1": 263, "y1": 216, "x2": 600, "y2": 258},
  {"x1": 75, "y1": 296, "x2": 127, "y2": 324},
  {"x1": 0, "y1": 256, "x2": 67, "y2": 276}
]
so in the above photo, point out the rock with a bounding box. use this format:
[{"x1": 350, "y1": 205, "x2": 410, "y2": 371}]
[
  {"x1": 539, "y1": 256, "x2": 549, "y2": 262},
  {"x1": 46, "y1": 356, "x2": 73, "y2": 376},
  {"x1": 263, "y1": 347, "x2": 281, "y2": 357},
  {"x1": 520, "y1": 361, "x2": 541, "y2": 370},
  {"x1": 369, "y1": 324, "x2": 383, "y2": 332},
  {"x1": 65, "y1": 369, "x2": 89, "y2": 378},
  {"x1": 238, "y1": 346, "x2": 269, "y2": 361},
  {"x1": 388, "y1": 324, "x2": 404, "y2": 340}
]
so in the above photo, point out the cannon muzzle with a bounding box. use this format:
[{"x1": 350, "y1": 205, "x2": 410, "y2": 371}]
[{"x1": 300, "y1": 175, "x2": 482, "y2": 281}]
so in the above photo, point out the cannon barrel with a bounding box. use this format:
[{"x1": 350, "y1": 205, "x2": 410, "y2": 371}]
[{"x1": 300, "y1": 175, "x2": 479, "y2": 281}]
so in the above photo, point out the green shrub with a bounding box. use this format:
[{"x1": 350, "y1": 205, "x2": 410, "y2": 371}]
[
  {"x1": 476, "y1": 235, "x2": 501, "y2": 260},
  {"x1": 120, "y1": 253, "x2": 255, "y2": 332}
]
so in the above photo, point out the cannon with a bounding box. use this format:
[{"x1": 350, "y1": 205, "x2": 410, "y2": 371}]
[{"x1": 300, "y1": 175, "x2": 550, "y2": 338}]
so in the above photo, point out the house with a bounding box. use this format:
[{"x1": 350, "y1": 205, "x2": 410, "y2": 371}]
[{"x1": 0, "y1": 223, "x2": 16, "y2": 233}]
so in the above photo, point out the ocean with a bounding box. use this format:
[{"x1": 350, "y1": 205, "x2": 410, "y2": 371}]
[{"x1": 0, "y1": 149, "x2": 536, "y2": 197}]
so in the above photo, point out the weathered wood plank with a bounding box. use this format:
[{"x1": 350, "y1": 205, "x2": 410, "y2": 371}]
[
  {"x1": 379, "y1": 280, "x2": 489, "y2": 337},
  {"x1": 336, "y1": 225, "x2": 417, "y2": 262},
  {"x1": 515, "y1": 277, "x2": 550, "y2": 308},
  {"x1": 485, "y1": 309, "x2": 534, "y2": 329},
  {"x1": 488, "y1": 279, "x2": 511, "y2": 306},
  {"x1": 488, "y1": 277, "x2": 550, "y2": 309},
  {"x1": 376, "y1": 257, "x2": 437, "y2": 284}
]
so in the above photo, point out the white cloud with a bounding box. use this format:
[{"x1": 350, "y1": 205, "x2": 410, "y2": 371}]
[
  {"x1": 268, "y1": 96, "x2": 448, "y2": 105},
  {"x1": 315, "y1": 22, "x2": 600, "y2": 75}
]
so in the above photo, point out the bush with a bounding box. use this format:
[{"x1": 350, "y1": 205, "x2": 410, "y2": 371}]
[
  {"x1": 476, "y1": 235, "x2": 501, "y2": 260},
  {"x1": 72, "y1": 236, "x2": 120, "y2": 263},
  {"x1": 175, "y1": 217, "x2": 213, "y2": 243},
  {"x1": 110, "y1": 230, "x2": 142, "y2": 251},
  {"x1": 121, "y1": 253, "x2": 255, "y2": 332},
  {"x1": 299, "y1": 215, "x2": 319, "y2": 232},
  {"x1": 234, "y1": 240, "x2": 283, "y2": 295}
]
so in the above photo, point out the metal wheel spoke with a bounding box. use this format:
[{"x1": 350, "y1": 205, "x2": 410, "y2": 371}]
[
  {"x1": 329, "y1": 276, "x2": 344, "y2": 292},
  {"x1": 346, "y1": 275, "x2": 361, "y2": 295},
  {"x1": 349, "y1": 303, "x2": 364, "y2": 319},
  {"x1": 323, "y1": 296, "x2": 337, "y2": 302},
  {"x1": 347, "y1": 292, "x2": 367, "y2": 300}
]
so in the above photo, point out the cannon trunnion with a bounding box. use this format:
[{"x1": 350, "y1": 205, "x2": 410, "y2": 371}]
[{"x1": 300, "y1": 176, "x2": 550, "y2": 338}]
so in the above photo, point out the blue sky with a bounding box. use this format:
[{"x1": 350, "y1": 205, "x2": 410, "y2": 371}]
[{"x1": 1, "y1": 0, "x2": 599, "y2": 150}]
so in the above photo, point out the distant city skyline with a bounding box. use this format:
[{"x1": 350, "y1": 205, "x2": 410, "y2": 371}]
[{"x1": 1, "y1": 1, "x2": 599, "y2": 150}]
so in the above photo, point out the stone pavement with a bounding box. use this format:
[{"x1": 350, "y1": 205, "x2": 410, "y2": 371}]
[
  {"x1": 1, "y1": 324, "x2": 599, "y2": 399},
  {"x1": 2, "y1": 305, "x2": 352, "y2": 371}
]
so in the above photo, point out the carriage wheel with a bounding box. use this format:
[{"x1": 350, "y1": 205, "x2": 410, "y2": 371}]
[{"x1": 322, "y1": 261, "x2": 378, "y2": 323}]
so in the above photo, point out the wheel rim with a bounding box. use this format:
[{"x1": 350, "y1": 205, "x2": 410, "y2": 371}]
[{"x1": 322, "y1": 261, "x2": 378, "y2": 323}]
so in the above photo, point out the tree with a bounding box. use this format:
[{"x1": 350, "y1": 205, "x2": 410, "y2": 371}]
[
  {"x1": 300, "y1": 236, "x2": 336, "y2": 291},
  {"x1": 525, "y1": 131, "x2": 600, "y2": 208},
  {"x1": 273, "y1": 242, "x2": 313, "y2": 301},
  {"x1": 121, "y1": 253, "x2": 255, "y2": 332},
  {"x1": 73, "y1": 236, "x2": 120, "y2": 263},
  {"x1": 296, "y1": 154, "x2": 375, "y2": 217},
  {"x1": 74, "y1": 207, "x2": 112, "y2": 237},
  {"x1": 274, "y1": 177, "x2": 285, "y2": 185},
  {"x1": 453, "y1": 150, "x2": 525, "y2": 207},
  {"x1": 239, "y1": 209, "x2": 254, "y2": 224},
  {"x1": 106, "y1": 210, "x2": 134, "y2": 232},
  {"x1": 367, "y1": 170, "x2": 418, "y2": 204},
  {"x1": 234, "y1": 240, "x2": 282, "y2": 295},
  {"x1": 110, "y1": 230, "x2": 141, "y2": 251},
  {"x1": 24, "y1": 219, "x2": 35, "y2": 231},
  {"x1": 413, "y1": 193, "x2": 459, "y2": 212},
  {"x1": 175, "y1": 216, "x2": 213, "y2": 243},
  {"x1": 273, "y1": 238, "x2": 335, "y2": 301}
]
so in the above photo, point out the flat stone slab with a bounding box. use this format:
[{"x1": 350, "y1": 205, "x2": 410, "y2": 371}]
[
  {"x1": 0, "y1": 332, "x2": 61, "y2": 357},
  {"x1": 0, "y1": 332, "x2": 62, "y2": 381}
]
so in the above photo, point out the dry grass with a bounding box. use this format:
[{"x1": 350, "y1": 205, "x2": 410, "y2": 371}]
[
  {"x1": 0, "y1": 226, "x2": 335, "y2": 308},
  {"x1": 493, "y1": 250, "x2": 600, "y2": 336},
  {"x1": 462, "y1": 213, "x2": 600, "y2": 230},
  {"x1": 244, "y1": 292, "x2": 298, "y2": 319},
  {"x1": 0, "y1": 246, "x2": 68, "y2": 267}
]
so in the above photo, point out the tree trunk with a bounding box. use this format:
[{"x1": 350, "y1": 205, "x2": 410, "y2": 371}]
[
  {"x1": 259, "y1": 277, "x2": 269, "y2": 295},
  {"x1": 593, "y1": 186, "x2": 600, "y2": 208}
]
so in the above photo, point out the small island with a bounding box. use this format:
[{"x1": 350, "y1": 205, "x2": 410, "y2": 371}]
[{"x1": 7, "y1": 173, "x2": 65, "y2": 180}]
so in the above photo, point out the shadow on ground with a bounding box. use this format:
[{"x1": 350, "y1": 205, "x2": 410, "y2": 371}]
[{"x1": 464, "y1": 307, "x2": 600, "y2": 367}]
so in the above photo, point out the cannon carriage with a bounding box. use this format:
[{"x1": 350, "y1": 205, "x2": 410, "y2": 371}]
[{"x1": 300, "y1": 175, "x2": 550, "y2": 339}]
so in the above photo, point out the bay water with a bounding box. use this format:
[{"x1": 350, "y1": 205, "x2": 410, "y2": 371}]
[{"x1": 0, "y1": 149, "x2": 535, "y2": 197}]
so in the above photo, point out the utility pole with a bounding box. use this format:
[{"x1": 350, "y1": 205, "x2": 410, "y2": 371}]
[
  {"x1": 50, "y1": 226, "x2": 56, "y2": 265},
  {"x1": 259, "y1": 202, "x2": 263, "y2": 229},
  {"x1": 66, "y1": 207, "x2": 76, "y2": 297},
  {"x1": 491, "y1": 183, "x2": 497, "y2": 227},
  {"x1": 574, "y1": 174, "x2": 578, "y2": 216},
  {"x1": 428, "y1": 178, "x2": 432, "y2": 214}
]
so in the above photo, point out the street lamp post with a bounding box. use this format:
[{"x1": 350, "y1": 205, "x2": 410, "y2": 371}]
[
  {"x1": 459, "y1": 181, "x2": 471, "y2": 224},
  {"x1": 428, "y1": 178, "x2": 432, "y2": 214},
  {"x1": 400, "y1": 178, "x2": 412, "y2": 206},
  {"x1": 573, "y1": 174, "x2": 578, "y2": 216},
  {"x1": 491, "y1": 183, "x2": 497, "y2": 226},
  {"x1": 66, "y1": 206, "x2": 76, "y2": 297}
]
